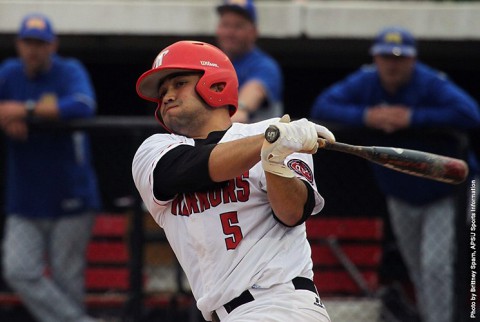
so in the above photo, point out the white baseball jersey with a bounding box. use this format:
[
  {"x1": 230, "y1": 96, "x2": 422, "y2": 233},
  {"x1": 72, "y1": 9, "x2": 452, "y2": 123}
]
[{"x1": 132, "y1": 118, "x2": 325, "y2": 320}]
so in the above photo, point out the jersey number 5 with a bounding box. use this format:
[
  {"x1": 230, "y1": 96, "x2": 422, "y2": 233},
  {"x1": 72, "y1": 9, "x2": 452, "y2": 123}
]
[{"x1": 220, "y1": 212, "x2": 243, "y2": 250}]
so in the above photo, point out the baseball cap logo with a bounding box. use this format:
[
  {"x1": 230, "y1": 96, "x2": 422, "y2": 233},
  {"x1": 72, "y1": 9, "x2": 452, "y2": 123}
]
[
  {"x1": 153, "y1": 50, "x2": 169, "y2": 68},
  {"x1": 384, "y1": 32, "x2": 402, "y2": 44},
  {"x1": 227, "y1": 0, "x2": 248, "y2": 5},
  {"x1": 25, "y1": 17, "x2": 47, "y2": 31}
]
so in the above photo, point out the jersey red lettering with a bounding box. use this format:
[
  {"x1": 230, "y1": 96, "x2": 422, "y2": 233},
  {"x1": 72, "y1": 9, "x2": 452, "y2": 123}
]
[
  {"x1": 196, "y1": 191, "x2": 211, "y2": 212},
  {"x1": 220, "y1": 211, "x2": 243, "y2": 250},
  {"x1": 169, "y1": 175, "x2": 252, "y2": 216},
  {"x1": 185, "y1": 192, "x2": 200, "y2": 214},
  {"x1": 236, "y1": 172, "x2": 250, "y2": 202},
  {"x1": 222, "y1": 179, "x2": 238, "y2": 204},
  {"x1": 180, "y1": 195, "x2": 190, "y2": 216},
  {"x1": 209, "y1": 188, "x2": 222, "y2": 207},
  {"x1": 171, "y1": 197, "x2": 179, "y2": 215}
]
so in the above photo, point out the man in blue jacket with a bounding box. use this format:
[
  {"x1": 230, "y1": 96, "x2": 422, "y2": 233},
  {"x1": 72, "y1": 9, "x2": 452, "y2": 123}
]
[
  {"x1": 216, "y1": 0, "x2": 284, "y2": 123},
  {"x1": 0, "y1": 13, "x2": 101, "y2": 322},
  {"x1": 311, "y1": 26, "x2": 479, "y2": 322}
]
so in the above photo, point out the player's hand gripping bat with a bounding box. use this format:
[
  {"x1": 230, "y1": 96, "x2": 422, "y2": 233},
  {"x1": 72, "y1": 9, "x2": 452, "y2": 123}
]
[{"x1": 264, "y1": 125, "x2": 469, "y2": 184}]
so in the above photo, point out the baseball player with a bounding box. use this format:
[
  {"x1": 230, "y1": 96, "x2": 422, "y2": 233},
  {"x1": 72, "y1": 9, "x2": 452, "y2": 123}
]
[{"x1": 132, "y1": 40, "x2": 334, "y2": 322}]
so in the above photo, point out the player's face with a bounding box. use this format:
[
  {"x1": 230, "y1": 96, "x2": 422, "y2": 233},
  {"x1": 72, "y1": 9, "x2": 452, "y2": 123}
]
[
  {"x1": 16, "y1": 38, "x2": 57, "y2": 77},
  {"x1": 157, "y1": 74, "x2": 212, "y2": 137},
  {"x1": 374, "y1": 54, "x2": 416, "y2": 92},
  {"x1": 216, "y1": 11, "x2": 257, "y2": 58}
]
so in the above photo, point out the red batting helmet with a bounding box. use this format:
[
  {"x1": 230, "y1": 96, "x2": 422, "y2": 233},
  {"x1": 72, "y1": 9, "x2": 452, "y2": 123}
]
[{"x1": 136, "y1": 40, "x2": 239, "y2": 129}]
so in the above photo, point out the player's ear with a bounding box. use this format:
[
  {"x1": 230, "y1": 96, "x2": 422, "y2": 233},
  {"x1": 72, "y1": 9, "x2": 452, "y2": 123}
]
[{"x1": 210, "y1": 82, "x2": 226, "y2": 93}]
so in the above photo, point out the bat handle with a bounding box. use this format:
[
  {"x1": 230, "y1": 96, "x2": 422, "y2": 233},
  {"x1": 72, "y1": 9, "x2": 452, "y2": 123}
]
[
  {"x1": 267, "y1": 127, "x2": 335, "y2": 150},
  {"x1": 265, "y1": 125, "x2": 280, "y2": 143},
  {"x1": 317, "y1": 137, "x2": 331, "y2": 149}
]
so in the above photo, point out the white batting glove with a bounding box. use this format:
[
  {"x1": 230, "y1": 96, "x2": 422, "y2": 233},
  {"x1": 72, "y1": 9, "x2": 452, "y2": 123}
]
[
  {"x1": 261, "y1": 115, "x2": 319, "y2": 178},
  {"x1": 313, "y1": 123, "x2": 336, "y2": 144}
]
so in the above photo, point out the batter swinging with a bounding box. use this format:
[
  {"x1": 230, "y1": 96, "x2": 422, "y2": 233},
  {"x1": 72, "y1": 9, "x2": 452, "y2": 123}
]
[{"x1": 132, "y1": 40, "x2": 334, "y2": 322}]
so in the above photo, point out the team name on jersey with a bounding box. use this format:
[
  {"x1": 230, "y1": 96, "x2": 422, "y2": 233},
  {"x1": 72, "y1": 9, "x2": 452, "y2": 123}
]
[{"x1": 170, "y1": 173, "x2": 250, "y2": 216}]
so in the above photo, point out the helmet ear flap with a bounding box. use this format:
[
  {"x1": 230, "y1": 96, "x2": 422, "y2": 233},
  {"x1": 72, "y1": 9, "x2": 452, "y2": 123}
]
[{"x1": 196, "y1": 70, "x2": 238, "y2": 115}]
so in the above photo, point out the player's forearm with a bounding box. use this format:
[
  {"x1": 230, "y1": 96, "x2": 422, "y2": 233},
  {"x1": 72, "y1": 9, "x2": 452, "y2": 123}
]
[
  {"x1": 265, "y1": 172, "x2": 307, "y2": 226},
  {"x1": 209, "y1": 134, "x2": 264, "y2": 182}
]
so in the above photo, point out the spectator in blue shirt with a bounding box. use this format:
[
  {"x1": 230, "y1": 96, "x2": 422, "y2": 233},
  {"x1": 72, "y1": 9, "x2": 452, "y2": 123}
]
[
  {"x1": 0, "y1": 13, "x2": 102, "y2": 322},
  {"x1": 216, "y1": 0, "x2": 283, "y2": 123},
  {"x1": 310, "y1": 26, "x2": 480, "y2": 322}
]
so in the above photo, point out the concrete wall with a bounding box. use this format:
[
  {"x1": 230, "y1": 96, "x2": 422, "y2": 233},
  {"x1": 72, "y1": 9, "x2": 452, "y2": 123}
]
[{"x1": 1, "y1": 1, "x2": 480, "y2": 40}]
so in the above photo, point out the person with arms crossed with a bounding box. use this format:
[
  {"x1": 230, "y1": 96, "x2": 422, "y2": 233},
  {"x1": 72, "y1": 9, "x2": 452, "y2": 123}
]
[
  {"x1": 0, "y1": 13, "x2": 101, "y2": 322},
  {"x1": 310, "y1": 26, "x2": 480, "y2": 322},
  {"x1": 132, "y1": 40, "x2": 334, "y2": 322},
  {"x1": 215, "y1": 0, "x2": 283, "y2": 123}
]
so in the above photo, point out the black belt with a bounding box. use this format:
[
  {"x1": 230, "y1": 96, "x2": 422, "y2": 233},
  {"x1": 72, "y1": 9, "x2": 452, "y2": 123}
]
[{"x1": 211, "y1": 277, "x2": 318, "y2": 322}]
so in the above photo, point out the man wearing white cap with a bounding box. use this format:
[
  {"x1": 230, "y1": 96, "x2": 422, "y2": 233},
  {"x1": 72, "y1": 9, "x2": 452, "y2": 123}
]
[{"x1": 215, "y1": 0, "x2": 284, "y2": 124}]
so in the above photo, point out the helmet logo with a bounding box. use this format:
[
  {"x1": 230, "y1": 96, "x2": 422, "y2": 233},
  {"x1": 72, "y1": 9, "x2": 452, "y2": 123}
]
[
  {"x1": 200, "y1": 61, "x2": 219, "y2": 68},
  {"x1": 153, "y1": 50, "x2": 169, "y2": 68}
]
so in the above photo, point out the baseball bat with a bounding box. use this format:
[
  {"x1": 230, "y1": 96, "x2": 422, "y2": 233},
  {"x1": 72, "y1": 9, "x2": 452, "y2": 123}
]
[{"x1": 264, "y1": 125, "x2": 469, "y2": 184}]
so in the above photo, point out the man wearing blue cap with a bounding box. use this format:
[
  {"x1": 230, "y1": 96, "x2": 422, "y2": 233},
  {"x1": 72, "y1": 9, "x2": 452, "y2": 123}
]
[
  {"x1": 216, "y1": 0, "x2": 284, "y2": 123},
  {"x1": 310, "y1": 26, "x2": 480, "y2": 322},
  {"x1": 0, "y1": 13, "x2": 102, "y2": 322}
]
